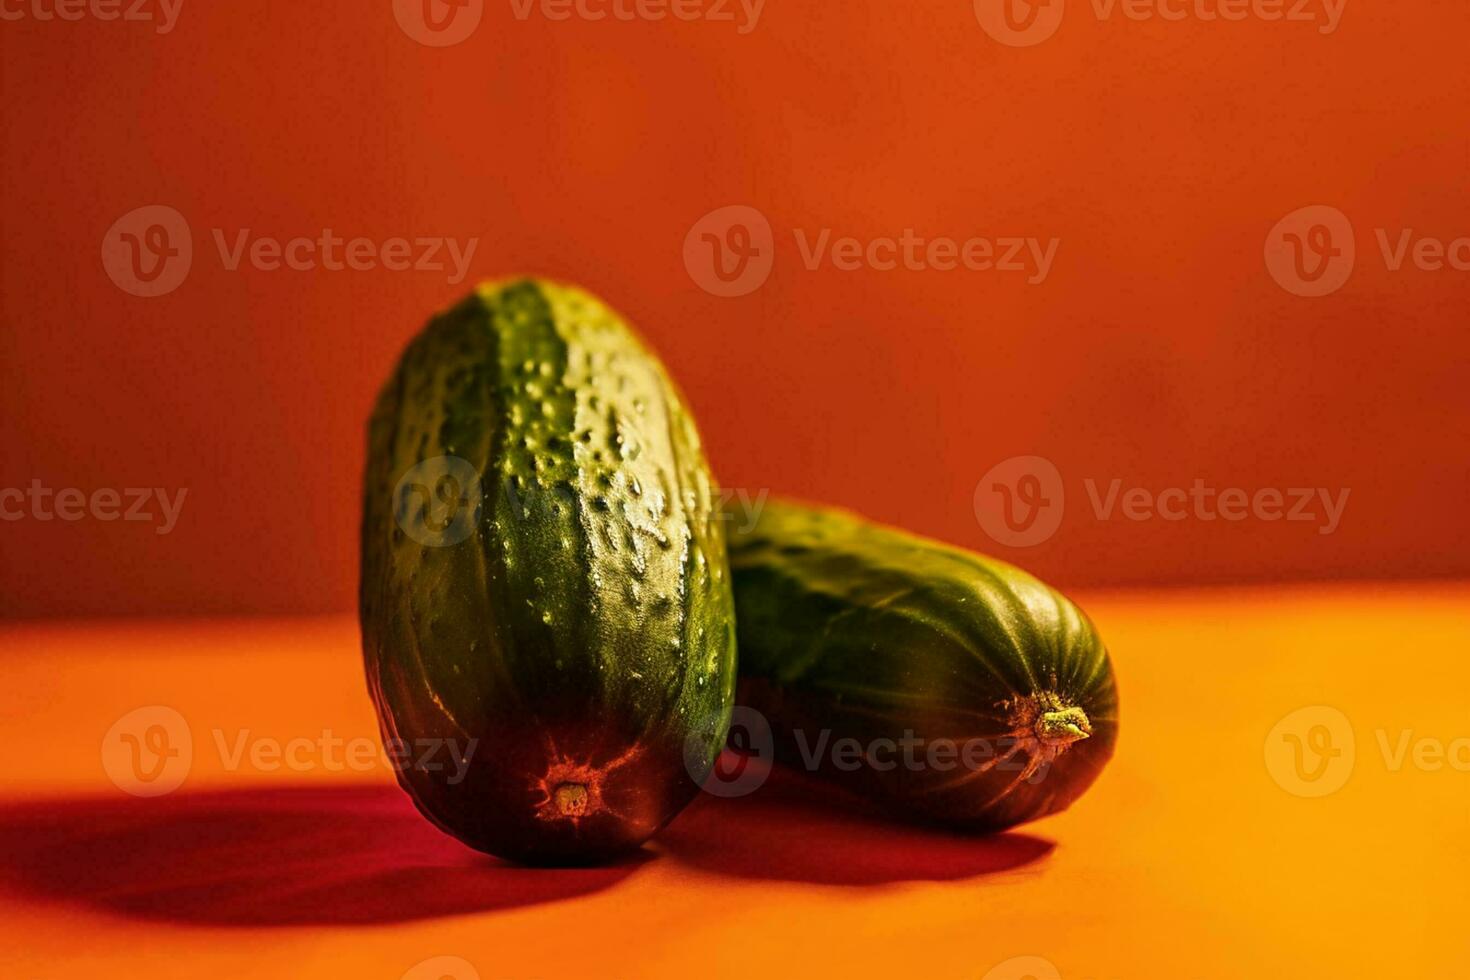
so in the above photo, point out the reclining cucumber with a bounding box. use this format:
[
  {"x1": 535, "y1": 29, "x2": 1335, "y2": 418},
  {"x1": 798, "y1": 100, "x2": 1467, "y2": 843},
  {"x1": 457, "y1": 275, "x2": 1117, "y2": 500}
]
[
  {"x1": 360, "y1": 279, "x2": 736, "y2": 865},
  {"x1": 727, "y1": 499, "x2": 1117, "y2": 831}
]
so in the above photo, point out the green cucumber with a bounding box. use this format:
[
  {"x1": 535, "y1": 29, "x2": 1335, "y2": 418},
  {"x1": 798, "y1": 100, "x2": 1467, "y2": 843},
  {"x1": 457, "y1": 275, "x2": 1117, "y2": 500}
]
[
  {"x1": 727, "y1": 499, "x2": 1117, "y2": 831},
  {"x1": 360, "y1": 279, "x2": 736, "y2": 865}
]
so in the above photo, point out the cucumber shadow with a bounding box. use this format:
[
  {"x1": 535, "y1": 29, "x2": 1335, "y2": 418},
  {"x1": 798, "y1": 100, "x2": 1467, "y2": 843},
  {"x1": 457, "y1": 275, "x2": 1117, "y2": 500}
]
[
  {"x1": 657, "y1": 761, "x2": 1056, "y2": 885},
  {"x1": 0, "y1": 783, "x2": 645, "y2": 927}
]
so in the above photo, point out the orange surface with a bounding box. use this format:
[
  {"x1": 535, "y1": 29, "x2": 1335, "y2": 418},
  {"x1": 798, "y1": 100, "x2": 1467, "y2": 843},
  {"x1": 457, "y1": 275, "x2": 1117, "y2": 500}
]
[
  {"x1": 4, "y1": 584, "x2": 1467, "y2": 979},
  {"x1": 3, "y1": 4, "x2": 1470, "y2": 618}
]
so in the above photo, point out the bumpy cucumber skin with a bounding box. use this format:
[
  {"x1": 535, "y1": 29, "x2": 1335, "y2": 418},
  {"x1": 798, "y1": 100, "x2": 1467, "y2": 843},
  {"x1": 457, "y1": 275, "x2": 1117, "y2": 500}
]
[
  {"x1": 728, "y1": 500, "x2": 1118, "y2": 832},
  {"x1": 360, "y1": 280, "x2": 736, "y2": 865}
]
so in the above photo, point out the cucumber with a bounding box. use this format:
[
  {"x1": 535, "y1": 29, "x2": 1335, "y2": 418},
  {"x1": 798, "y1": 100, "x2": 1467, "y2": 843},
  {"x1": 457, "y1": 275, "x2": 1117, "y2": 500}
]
[
  {"x1": 360, "y1": 279, "x2": 736, "y2": 865},
  {"x1": 727, "y1": 499, "x2": 1117, "y2": 831}
]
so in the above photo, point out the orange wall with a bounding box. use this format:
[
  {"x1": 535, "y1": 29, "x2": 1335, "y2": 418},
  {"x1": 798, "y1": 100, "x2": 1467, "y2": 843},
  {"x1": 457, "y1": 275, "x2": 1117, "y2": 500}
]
[{"x1": 2, "y1": 2, "x2": 1467, "y2": 617}]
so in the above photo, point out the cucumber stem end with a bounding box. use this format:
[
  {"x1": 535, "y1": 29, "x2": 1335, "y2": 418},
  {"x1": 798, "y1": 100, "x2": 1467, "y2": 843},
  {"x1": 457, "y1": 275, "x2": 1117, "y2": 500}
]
[
  {"x1": 1036, "y1": 706, "x2": 1091, "y2": 746},
  {"x1": 552, "y1": 782, "x2": 589, "y2": 816}
]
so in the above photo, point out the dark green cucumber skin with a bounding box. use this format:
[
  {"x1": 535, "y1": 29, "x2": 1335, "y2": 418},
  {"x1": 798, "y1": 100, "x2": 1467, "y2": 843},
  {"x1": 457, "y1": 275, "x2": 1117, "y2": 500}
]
[
  {"x1": 728, "y1": 500, "x2": 1118, "y2": 832},
  {"x1": 360, "y1": 280, "x2": 735, "y2": 865}
]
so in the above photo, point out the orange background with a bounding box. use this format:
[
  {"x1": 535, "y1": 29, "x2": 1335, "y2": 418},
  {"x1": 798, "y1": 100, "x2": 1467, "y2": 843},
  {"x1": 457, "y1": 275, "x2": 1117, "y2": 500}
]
[
  {"x1": 4, "y1": 587, "x2": 1468, "y2": 978},
  {"x1": 3, "y1": 1, "x2": 1470, "y2": 618}
]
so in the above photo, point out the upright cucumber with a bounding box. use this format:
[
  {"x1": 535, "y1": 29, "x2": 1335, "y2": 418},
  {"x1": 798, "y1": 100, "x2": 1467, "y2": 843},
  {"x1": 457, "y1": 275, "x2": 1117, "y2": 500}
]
[
  {"x1": 728, "y1": 500, "x2": 1117, "y2": 831},
  {"x1": 360, "y1": 279, "x2": 736, "y2": 865}
]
